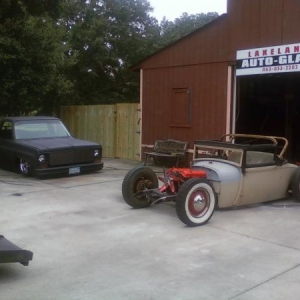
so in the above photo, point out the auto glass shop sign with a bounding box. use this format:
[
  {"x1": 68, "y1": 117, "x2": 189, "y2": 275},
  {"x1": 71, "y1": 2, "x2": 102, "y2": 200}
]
[{"x1": 236, "y1": 43, "x2": 300, "y2": 76}]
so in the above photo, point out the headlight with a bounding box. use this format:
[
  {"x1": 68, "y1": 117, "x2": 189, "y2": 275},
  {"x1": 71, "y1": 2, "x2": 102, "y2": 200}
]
[
  {"x1": 94, "y1": 150, "x2": 100, "y2": 157},
  {"x1": 38, "y1": 155, "x2": 46, "y2": 163}
]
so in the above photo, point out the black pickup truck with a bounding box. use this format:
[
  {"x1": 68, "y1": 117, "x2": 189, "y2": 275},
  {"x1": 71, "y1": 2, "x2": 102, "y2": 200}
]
[{"x1": 0, "y1": 235, "x2": 33, "y2": 266}]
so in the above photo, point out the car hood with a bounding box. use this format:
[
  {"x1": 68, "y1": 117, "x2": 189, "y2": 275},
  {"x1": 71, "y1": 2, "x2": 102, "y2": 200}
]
[{"x1": 16, "y1": 137, "x2": 100, "y2": 151}]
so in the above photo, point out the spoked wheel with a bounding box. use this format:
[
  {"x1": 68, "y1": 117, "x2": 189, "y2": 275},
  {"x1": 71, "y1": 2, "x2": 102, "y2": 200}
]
[
  {"x1": 122, "y1": 166, "x2": 158, "y2": 208},
  {"x1": 19, "y1": 158, "x2": 32, "y2": 176},
  {"x1": 176, "y1": 178, "x2": 216, "y2": 227},
  {"x1": 291, "y1": 166, "x2": 300, "y2": 201}
]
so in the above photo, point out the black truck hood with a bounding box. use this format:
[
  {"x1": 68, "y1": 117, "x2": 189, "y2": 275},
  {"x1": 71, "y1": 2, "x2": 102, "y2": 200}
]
[{"x1": 16, "y1": 137, "x2": 100, "y2": 151}]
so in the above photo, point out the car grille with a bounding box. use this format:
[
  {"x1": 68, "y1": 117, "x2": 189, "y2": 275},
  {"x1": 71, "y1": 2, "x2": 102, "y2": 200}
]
[{"x1": 49, "y1": 149, "x2": 95, "y2": 166}]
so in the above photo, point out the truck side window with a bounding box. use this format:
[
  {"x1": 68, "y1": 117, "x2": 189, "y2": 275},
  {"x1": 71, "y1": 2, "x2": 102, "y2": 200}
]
[{"x1": 0, "y1": 121, "x2": 13, "y2": 139}]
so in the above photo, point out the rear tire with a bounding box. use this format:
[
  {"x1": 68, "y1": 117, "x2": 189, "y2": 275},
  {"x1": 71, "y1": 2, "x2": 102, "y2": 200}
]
[
  {"x1": 291, "y1": 167, "x2": 300, "y2": 201},
  {"x1": 122, "y1": 166, "x2": 158, "y2": 208},
  {"x1": 176, "y1": 178, "x2": 216, "y2": 227}
]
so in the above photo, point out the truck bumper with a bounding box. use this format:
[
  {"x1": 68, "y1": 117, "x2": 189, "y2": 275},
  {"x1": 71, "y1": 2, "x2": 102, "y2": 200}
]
[{"x1": 35, "y1": 162, "x2": 104, "y2": 177}]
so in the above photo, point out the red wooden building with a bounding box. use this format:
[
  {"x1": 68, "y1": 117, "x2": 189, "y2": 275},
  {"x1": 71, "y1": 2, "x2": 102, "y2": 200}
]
[{"x1": 133, "y1": 0, "x2": 300, "y2": 162}]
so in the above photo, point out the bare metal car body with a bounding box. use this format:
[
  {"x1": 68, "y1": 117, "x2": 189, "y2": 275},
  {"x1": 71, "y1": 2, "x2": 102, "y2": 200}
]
[
  {"x1": 192, "y1": 134, "x2": 297, "y2": 208},
  {"x1": 122, "y1": 134, "x2": 300, "y2": 227}
]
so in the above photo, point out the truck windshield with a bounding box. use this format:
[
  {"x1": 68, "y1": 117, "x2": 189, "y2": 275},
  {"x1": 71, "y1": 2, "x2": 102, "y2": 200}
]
[{"x1": 14, "y1": 119, "x2": 71, "y2": 140}]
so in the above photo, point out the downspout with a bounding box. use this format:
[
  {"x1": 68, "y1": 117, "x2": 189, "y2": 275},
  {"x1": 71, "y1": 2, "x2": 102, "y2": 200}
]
[
  {"x1": 226, "y1": 66, "x2": 233, "y2": 135},
  {"x1": 231, "y1": 67, "x2": 237, "y2": 134},
  {"x1": 139, "y1": 69, "x2": 143, "y2": 161}
]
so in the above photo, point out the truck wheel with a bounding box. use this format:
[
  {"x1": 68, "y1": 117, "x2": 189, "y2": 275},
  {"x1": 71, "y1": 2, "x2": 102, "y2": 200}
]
[
  {"x1": 176, "y1": 178, "x2": 216, "y2": 227},
  {"x1": 19, "y1": 158, "x2": 32, "y2": 176},
  {"x1": 291, "y1": 167, "x2": 300, "y2": 201},
  {"x1": 122, "y1": 166, "x2": 158, "y2": 208}
]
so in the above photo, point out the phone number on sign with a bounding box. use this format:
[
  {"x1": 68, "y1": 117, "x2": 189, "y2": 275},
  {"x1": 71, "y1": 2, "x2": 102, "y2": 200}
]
[{"x1": 262, "y1": 65, "x2": 299, "y2": 72}]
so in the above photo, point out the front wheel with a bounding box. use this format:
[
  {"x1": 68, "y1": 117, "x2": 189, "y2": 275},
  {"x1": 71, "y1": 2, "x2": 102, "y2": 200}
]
[
  {"x1": 19, "y1": 158, "x2": 32, "y2": 176},
  {"x1": 122, "y1": 166, "x2": 158, "y2": 208},
  {"x1": 176, "y1": 178, "x2": 216, "y2": 227}
]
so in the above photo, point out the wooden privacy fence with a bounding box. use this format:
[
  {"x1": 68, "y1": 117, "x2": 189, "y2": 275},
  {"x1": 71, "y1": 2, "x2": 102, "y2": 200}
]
[{"x1": 60, "y1": 103, "x2": 141, "y2": 161}]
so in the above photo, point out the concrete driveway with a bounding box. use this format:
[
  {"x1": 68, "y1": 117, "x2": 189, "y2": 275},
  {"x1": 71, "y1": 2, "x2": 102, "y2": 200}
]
[{"x1": 1, "y1": 158, "x2": 300, "y2": 300}]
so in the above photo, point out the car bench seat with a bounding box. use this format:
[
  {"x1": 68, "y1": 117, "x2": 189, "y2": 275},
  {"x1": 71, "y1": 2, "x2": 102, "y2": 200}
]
[
  {"x1": 227, "y1": 151, "x2": 275, "y2": 165},
  {"x1": 246, "y1": 151, "x2": 274, "y2": 165}
]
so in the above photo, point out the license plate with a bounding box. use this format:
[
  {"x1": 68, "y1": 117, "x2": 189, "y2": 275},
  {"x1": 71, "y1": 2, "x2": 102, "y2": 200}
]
[{"x1": 69, "y1": 167, "x2": 80, "y2": 175}]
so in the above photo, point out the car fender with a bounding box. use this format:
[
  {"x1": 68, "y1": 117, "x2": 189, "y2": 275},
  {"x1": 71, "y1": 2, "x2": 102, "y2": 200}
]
[{"x1": 191, "y1": 159, "x2": 242, "y2": 208}]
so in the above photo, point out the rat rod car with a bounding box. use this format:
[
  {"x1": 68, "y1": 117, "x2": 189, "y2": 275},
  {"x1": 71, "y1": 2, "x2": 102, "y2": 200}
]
[{"x1": 122, "y1": 134, "x2": 300, "y2": 227}]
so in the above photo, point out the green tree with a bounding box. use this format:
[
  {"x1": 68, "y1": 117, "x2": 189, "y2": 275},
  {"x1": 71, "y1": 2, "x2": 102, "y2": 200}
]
[
  {"x1": 0, "y1": 0, "x2": 73, "y2": 115},
  {"x1": 67, "y1": 0, "x2": 160, "y2": 104},
  {"x1": 159, "y1": 12, "x2": 219, "y2": 47}
]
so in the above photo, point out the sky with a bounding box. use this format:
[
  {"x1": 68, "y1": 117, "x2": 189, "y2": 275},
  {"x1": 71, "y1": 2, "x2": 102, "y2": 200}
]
[{"x1": 149, "y1": 0, "x2": 227, "y2": 21}]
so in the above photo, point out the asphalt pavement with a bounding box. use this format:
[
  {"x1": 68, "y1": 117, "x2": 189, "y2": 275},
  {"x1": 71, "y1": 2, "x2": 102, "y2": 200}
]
[{"x1": 1, "y1": 158, "x2": 300, "y2": 300}]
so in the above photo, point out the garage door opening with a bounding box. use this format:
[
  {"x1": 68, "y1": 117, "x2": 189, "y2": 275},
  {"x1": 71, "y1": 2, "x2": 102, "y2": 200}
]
[{"x1": 235, "y1": 72, "x2": 300, "y2": 162}]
